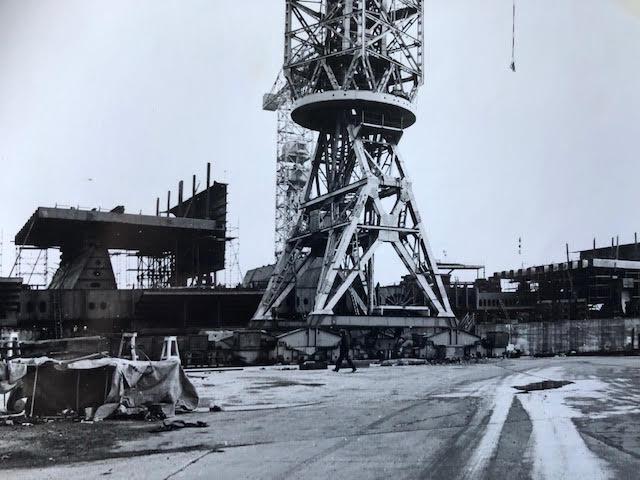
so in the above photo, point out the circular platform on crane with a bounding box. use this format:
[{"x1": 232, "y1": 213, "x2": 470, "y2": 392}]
[{"x1": 291, "y1": 90, "x2": 417, "y2": 131}]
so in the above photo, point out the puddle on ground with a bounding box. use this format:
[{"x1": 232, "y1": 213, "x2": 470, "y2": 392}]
[
  {"x1": 512, "y1": 380, "x2": 574, "y2": 393},
  {"x1": 251, "y1": 380, "x2": 325, "y2": 390}
]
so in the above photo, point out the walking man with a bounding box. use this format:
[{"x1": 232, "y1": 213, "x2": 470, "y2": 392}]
[{"x1": 334, "y1": 329, "x2": 356, "y2": 373}]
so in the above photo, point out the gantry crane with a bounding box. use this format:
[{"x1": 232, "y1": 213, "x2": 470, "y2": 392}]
[{"x1": 253, "y1": 0, "x2": 455, "y2": 329}]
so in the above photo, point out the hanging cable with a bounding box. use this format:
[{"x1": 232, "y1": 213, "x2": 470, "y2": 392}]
[{"x1": 510, "y1": 0, "x2": 517, "y2": 72}]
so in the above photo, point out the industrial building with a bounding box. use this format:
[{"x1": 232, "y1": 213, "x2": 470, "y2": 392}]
[{"x1": 479, "y1": 242, "x2": 640, "y2": 322}]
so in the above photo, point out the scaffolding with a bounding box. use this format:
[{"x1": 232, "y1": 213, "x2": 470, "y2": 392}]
[
  {"x1": 11, "y1": 246, "x2": 56, "y2": 288},
  {"x1": 224, "y1": 226, "x2": 243, "y2": 287},
  {"x1": 131, "y1": 253, "x2": 176, "y2": 289},
  {"x1": 264, "y1": 71, "x2": 315, "y2": 260}
]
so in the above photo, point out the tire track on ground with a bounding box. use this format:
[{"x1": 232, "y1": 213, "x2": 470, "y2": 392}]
[
  {"x1": 281, "y1": 369, "x2": 510, "y2": 479},
  {"x1": 417, "y1": 372, "x2": 514, "y2": 480}
]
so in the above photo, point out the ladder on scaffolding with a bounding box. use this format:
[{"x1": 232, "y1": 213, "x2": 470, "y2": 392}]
[{"x1": 50, "y1": 290, "x2": 64, "y2": 339}]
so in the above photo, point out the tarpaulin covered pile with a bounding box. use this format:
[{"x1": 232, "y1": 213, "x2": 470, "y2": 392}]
[{"x1": 7, "y1": 357, "x2": 198, "y2": 420}]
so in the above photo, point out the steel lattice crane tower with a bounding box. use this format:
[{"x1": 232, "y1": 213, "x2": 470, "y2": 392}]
[
  {"x1": 253, "y1": 0, "x2": 455, "y2": 329},
  {"x1": 263, "y1": 72, "x2": 316, "y2": 260}
]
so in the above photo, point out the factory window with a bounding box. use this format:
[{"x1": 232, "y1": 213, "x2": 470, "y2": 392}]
[
  {"x1": 100, "y1": 302, "x2": 107, "y2": 310},
  {"x1": 88, "y1": 302, "x2": 96, "y2": 310},
  {"x1": 26, "y1": 302, "x2": 34, "y2": 313},
  {"x1": 38, "y1": 301, "x2": 47, "y2": 313},
  {"x1": 90, "y1": 282, "x2": 101, "y2": 288}
]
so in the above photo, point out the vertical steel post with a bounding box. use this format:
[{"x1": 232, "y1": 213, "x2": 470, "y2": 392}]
[{"x1": 206, "y1": 163, "x2": 211, "y2": 219}]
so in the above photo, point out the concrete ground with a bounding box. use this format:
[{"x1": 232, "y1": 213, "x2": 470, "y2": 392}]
[{"x1": 2, "y1": 356, "x2": 639, "y2": 479}]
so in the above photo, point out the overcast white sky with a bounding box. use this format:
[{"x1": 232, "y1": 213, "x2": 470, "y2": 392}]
[{"x1": 1, "y1": 0, "x2": 639, "y2": 284}]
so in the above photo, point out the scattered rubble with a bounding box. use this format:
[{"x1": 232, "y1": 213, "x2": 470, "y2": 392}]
[
  {"x1": 299, "y1": 360, "x2": 327, "y2": 370},
  {"x1": 150, "y1": 419, "x2": 208, "y2": 433},
  {"x1": 377, "y1": 357, "x2": 487, "y2": 367}
]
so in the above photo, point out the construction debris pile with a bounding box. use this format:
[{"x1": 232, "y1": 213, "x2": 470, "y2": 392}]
[{"x1": 1, "y1": 333, "x2": 198, "y2": 425}]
